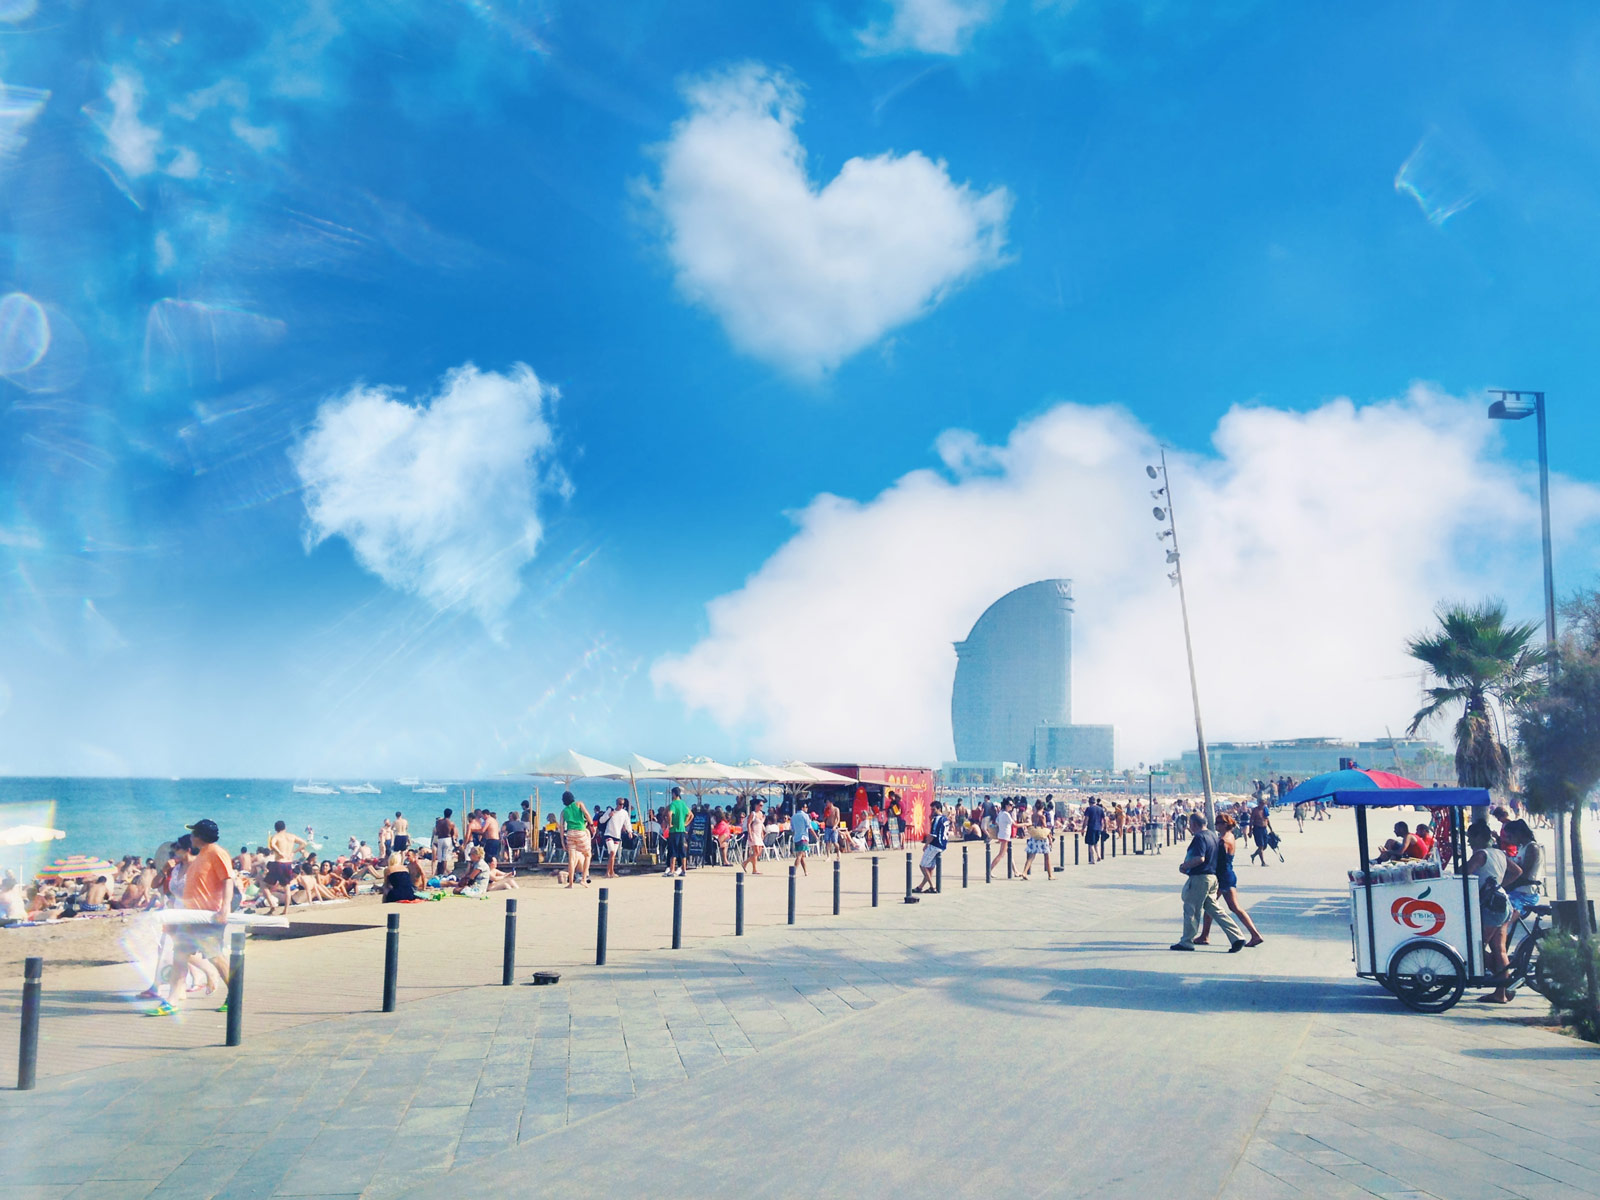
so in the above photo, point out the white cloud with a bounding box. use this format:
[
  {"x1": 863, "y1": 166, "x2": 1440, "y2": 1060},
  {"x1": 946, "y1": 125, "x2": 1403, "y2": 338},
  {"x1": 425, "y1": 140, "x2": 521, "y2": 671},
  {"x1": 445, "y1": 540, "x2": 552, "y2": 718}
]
[
  {"x1": 290, "y1": 363, "x2": 567, "y2": 631},
  {"x1": 653, "y1": 387, "x2": 1600, "y2": 768},
  {"x1": 164, "y1": 145, "x2": 200, "y2": 179},
  {"x1": 857, "y1": 0, "x2": 1004, "y2": 56},
  {"x1": 95, "y1": 68, "x2": 162, "y2": 179},
  {"x1": 646, "y1": 64, "x2": 1010, "y2": 376}
]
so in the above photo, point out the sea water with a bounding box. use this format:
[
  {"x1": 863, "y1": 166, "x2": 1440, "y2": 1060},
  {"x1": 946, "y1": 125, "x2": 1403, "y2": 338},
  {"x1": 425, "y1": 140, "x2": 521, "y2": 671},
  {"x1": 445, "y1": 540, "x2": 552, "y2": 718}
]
[{"x1": 0, "y1": 777, "x2": 672, "y2": 875}]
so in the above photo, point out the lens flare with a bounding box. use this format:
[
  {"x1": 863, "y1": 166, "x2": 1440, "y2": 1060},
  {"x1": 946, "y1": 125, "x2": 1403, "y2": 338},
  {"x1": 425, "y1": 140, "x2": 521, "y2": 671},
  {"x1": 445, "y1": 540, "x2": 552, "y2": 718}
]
[
  {"x1": 1394, "y1": 134, "x2": 1479, "y2": 226},
  {"x1": 0, "y1": 292, "x2": 50, "y2": 375}
]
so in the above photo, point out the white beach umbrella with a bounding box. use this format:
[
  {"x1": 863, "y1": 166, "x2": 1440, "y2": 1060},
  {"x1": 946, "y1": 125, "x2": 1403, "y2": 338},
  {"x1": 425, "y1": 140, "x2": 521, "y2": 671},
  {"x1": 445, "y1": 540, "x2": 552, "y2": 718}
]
[
  {"x1": 654, "y1": 756, "x2": 762, "y2": 801},
  {"x1": 516, "y1": 749, "x2": 627, "y2": 784},
  {"x1": 0, "y1": 824, "x2": 66, "y2": 847},
  {"x1": 782, "y1": 762, "x2": 858, "y2": 785},
  {"x1": 623, "y1": 753, "x2": 669, "y2": 776}
]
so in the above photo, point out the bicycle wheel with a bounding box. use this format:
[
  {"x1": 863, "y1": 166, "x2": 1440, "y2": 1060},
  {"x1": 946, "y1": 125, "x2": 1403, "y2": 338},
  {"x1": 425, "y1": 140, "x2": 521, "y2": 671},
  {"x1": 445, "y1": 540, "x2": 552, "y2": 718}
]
[
  {"x1": 1506, "y1": 929, "x2": 1540, "y2": 995},
  {"x1": 1388, "y1": 941, "x2": 1466, "y2": 1013},
  {"x1": 1531, "y1": 932, "x2": 1584, "y2": 1007}
]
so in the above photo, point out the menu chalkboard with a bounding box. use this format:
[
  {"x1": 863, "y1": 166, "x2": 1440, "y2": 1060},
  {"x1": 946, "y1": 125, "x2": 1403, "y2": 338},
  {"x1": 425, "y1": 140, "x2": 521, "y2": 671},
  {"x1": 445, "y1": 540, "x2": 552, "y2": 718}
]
[{"x1": 688, "y1": 811, "x2": 711, "y2": 861}]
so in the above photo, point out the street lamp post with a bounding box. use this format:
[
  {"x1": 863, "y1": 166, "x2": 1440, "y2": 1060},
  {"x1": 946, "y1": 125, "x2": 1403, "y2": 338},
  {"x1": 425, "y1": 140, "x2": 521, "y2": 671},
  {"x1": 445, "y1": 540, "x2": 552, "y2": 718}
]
[
  {"x1": 1148, "y1": 450, "x2": 1216, "y2": 829},
  {"x1": 1487, "y1": 390, "x2": 1563, "y2": 901}
]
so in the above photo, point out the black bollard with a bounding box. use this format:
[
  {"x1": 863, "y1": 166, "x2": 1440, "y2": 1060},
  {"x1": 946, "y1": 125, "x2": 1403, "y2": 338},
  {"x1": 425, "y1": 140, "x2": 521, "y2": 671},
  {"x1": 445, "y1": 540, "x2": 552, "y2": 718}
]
[
  {"x1": 962, "y1": 844, "x2": 969, "y2": 888},
  {"x1": 672, "y1": 878, "x2": 684, "y2": 949},
  {"x1": 935, "y1": 850, "x2": 942, "y2": 893},
  {"x1": 904, "y1": 851, "x2": 913, "y2": 902},
  {"x1": 382, "y1": 913, "x2": 400, "y2": 1013},
  {"x1": 736, "y1": 871, "x2": 745, "y2": 936},
  {"x1": 1111, "y1": 830, "x2": 1116, "y2": 859},
  {"x1": 871, "y1": 856, "x2": 879, "y2": 907},
  {"x1": 225, "y1": 931, "x2": 245, "y2": 1047},
  {"x1": 596, "y1": 887, "x2": 609, "y2": 965},
  {"x1": 985, "y1": 838, "x2": 992, "y2": 883},
  {"x1": 1123, "y1": 830, "x2": 1129, "y2": 857},
  {"x1": 18, "y1": 956, "x2": 42, "y2": 1090},
  {"x1": 1074, "y1": 833, "x2": 1080, "y2": 865},
  {"x1": 788, "y1": 867, "x2": 796, "y2": 925},
  {"x1": 502, "y1": 898, "x2": 518, "y2": 986},
  {"x1": 833, "y1": 860, "x2": 841, "y2": 915},
  {"x1": 1007, "y1": 842, "x2": 1014, "y2": 879}
]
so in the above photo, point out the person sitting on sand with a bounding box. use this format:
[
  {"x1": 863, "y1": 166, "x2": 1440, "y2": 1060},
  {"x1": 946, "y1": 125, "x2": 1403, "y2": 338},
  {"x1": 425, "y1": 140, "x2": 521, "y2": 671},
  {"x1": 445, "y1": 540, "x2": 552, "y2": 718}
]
[
  {"x1": 27, "y1": 884, "x2": 61, "y2": 920},
  {"x1": 381, "y1": 853, "x2": 418, "y2": 902},
  {"x1": 79, "y1": 875, "x2": 111, "y2": 911},
  {"x1": 454, "y1": 845, "x2": 517, "y2": 894},
  {"x1": 114, "y1": 872, "x2": 151, "y2": 909},
  {"x1": 296, "y1": 861, "x2": 337, "y2": 903},
  {"x1": 0, "y1": 872, "x2": 25, "y2": 922}
]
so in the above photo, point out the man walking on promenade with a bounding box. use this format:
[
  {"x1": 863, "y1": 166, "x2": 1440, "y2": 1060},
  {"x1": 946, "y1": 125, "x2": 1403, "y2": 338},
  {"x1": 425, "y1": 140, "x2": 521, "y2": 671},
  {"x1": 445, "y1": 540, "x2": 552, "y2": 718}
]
[
  {"x1": 791, "y1": 804, "x2": 813, "y2": 876},
  {"x1": 665, "y1": 786, "x2": 691, "y2": 877},
  {"x1": 1171, "y1": 813, "x2": 1245, "y2": 952},
  {"x1": 149, "y1": 818, "x2": 235, "y2": 1016},
  {"x1": 1085, "y1": 795, "x2": 1106, "y2": 863},
  {"x1": 914, "y1": 800, "x2": 949, "y2": 893}
]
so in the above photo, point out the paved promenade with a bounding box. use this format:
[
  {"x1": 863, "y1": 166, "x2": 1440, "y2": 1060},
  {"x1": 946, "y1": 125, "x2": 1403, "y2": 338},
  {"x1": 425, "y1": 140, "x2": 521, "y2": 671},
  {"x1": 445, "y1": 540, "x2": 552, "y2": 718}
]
[{"x1": 3, "y1": 816, "x2": 1599, "y2": 1199}]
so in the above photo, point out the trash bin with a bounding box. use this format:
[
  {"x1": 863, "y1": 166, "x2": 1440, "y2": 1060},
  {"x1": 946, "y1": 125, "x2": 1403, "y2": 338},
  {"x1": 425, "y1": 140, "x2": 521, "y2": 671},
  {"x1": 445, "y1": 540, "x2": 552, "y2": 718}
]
[
  {"x1": 1550, "y1": 899, "x2": 1597, "y2": 935},
  {"x1": 1138, "y1": 822, "x2": 1161, "y2": 855}
]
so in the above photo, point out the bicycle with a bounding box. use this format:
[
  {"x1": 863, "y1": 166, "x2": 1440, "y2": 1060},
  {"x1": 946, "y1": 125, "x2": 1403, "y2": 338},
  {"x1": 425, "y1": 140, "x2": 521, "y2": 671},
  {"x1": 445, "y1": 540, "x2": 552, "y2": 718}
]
[{"x1": 1504, "y1": 900, "x2": 1582, "y2": 1006}]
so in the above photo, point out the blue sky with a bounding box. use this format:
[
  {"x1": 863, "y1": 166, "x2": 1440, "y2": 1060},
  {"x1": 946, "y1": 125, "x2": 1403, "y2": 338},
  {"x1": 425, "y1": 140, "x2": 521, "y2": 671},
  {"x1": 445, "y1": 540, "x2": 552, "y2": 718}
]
[{"x1": 2, "y1": 0, "x2": 1599, "y2": 776}]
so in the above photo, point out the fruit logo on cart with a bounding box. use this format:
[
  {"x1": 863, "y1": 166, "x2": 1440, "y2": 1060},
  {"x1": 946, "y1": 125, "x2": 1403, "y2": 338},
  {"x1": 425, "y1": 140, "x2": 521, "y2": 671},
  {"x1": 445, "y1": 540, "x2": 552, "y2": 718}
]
[{"x1": 1390, "y1": 887, "x2": 1446, "y2": 937}]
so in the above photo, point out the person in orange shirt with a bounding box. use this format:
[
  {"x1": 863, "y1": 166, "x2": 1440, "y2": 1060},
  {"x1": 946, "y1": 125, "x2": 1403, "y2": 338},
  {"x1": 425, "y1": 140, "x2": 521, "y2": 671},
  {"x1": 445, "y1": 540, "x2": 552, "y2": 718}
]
[{"x1": 149, "y1": 818, "x2": 235, "y2": 1017}]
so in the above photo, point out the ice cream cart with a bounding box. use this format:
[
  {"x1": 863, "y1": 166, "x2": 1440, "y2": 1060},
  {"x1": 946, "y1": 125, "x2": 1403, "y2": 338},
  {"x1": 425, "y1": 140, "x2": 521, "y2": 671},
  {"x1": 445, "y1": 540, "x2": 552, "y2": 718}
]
[{"x1": 1337, "y1": 786, "x2": 1492, "y2": 1013}]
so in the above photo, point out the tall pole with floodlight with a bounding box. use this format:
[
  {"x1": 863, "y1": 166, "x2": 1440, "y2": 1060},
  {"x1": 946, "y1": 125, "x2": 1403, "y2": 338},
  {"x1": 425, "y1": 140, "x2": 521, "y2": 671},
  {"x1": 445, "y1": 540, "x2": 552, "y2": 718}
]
[
  {"x1": 1148, "y1": 450, "x2": 1216, "y2": 829},
  {"x1": 1487, "y1": 390, "x2": 1563, "y2": 900}
]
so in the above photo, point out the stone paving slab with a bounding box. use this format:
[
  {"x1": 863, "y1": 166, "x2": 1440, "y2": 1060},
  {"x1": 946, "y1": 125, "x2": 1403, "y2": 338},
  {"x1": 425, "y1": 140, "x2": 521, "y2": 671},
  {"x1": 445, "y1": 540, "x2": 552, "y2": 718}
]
[{"x1": 6, "y1": 817, "x2": 1600, "y2": 1199}]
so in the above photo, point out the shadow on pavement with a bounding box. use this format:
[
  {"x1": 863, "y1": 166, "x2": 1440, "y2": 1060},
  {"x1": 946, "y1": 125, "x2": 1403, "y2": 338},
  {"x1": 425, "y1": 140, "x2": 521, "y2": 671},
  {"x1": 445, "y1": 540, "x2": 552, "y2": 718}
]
[
  {"x1": 1028, "y1": 967, "x2": 1397, "y2": 1014},
  {"x1": 1461, "y1": 1043, "x2": 1599, "y2": 1059}
]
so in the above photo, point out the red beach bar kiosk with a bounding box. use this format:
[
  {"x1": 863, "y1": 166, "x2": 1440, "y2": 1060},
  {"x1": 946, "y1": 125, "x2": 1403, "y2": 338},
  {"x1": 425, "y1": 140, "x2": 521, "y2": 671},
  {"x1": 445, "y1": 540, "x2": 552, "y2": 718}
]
[{"x1": 809, "y1": 763, "x2": 936, "y2": 842}]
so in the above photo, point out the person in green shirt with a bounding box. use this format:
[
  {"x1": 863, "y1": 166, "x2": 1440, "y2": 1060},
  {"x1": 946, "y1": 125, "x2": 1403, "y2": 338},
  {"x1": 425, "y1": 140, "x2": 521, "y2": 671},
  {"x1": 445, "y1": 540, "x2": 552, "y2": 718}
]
[
  {"x1": 560, "y1": 791, "x2": 593, "y2": 888},
  {"x1": 665, "y1": 786, "x2": 692, "y2": 877}
]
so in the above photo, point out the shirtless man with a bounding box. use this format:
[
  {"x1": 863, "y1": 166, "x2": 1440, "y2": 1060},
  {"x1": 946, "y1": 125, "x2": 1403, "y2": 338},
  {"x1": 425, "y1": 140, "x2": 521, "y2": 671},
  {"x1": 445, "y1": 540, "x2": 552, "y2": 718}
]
[
  {"x1": 391, "y1": 812, "x2": 410, "y2": 854},
  {"x1": 432, "y1": 808, "x2": 459, "y2": 875},
  {"x1": 264, "y1": 820, "x2": 306, "y2": 914},
  {"x1": 81, "y1": 875, "x2": 111, "y2": 910},
  {"x1": 480, "y1": 809, "x2": 502, "y2": 869}
]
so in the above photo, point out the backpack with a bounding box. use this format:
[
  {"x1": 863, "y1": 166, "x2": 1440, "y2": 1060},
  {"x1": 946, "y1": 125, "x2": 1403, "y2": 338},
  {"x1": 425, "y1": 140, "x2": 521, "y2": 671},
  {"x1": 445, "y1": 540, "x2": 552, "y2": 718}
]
[{"x1": 1479, "y1": 874, "x2": 1510, "y2": 927}]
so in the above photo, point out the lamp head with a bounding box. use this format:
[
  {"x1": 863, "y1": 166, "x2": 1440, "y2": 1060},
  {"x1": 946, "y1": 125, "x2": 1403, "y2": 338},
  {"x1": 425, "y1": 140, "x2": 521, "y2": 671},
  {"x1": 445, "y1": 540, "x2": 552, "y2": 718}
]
[
  {"x1": 1145, "y1": 465, "x2": 1159, "y2": 479},
  {"x1": 1152, "y1": 506, "x2": 1166, "y2": 521},
  {"x1": 1487, "y1": 390, "x2": 1539, "y2": 421}
]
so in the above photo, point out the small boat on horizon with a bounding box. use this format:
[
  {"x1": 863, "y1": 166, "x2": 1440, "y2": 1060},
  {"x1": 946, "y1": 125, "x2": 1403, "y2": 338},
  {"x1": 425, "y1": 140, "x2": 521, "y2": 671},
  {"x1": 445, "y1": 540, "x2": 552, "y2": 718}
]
[
  {"x1": 412, "y1": 783, "x2": 447, "y2": 794},
  {"x1": 340, "y1": 783, "x2": 382, "y2": 794},
  {"x1": 394, "y1": 777, "x2": 420, "y2": 787},
  {"x1": 292, "y1": 782, "x2": 339, "y2": 795}
]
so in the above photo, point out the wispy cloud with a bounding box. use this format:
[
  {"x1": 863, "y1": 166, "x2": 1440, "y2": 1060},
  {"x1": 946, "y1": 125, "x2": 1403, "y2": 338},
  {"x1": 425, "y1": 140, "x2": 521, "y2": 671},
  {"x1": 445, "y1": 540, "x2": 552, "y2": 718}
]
[
  {"x1": 856, "y1": 0, "x2": 1004, "y2": 56},
  {"x1": 645, "y1": 63, "x2": 1010, "y2": 377},
  {"x1": 290, "y1": 363, "x2": 568, "y2": 633}
]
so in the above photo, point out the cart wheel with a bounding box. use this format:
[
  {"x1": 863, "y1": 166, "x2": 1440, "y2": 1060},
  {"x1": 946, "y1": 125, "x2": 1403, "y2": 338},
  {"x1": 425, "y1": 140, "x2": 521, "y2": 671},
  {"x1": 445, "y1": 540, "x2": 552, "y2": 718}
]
[{"x1": 1387, "y1": 941, "x2": 1466, "y2": 1013}]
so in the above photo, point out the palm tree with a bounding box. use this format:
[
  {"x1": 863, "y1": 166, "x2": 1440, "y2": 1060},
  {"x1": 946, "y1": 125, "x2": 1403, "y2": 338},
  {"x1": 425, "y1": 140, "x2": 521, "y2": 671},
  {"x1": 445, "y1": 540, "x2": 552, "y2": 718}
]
[{"x1": 1406, "y1": 600, "x2": 1547, "y2": 791}]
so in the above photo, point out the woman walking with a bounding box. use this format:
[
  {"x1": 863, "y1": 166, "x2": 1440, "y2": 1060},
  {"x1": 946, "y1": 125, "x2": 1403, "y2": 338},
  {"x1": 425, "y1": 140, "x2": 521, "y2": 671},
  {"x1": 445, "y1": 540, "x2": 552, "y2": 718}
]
[
  {"x1": 743, "y1": 800, "x2": 767, "y2": 874},
  {"x1": 560, "y1": 790, "x2": 593, "y2": 888},
  {"x1": 1196, "y1": 814, "x2": 1264, "y2": 947},
  {"x1": 1018, "y1": 800, "x2": 1054, "y2": 881}
]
